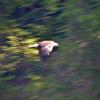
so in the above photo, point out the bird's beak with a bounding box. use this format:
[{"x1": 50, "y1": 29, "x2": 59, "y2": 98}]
[{"x1": 28, "y1": 44, "x2": 39, "y2": 48}]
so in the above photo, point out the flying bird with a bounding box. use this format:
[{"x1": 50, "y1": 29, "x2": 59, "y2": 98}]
[{"x1": 28, "y1": 40, "x2": 59, "y2": 61}]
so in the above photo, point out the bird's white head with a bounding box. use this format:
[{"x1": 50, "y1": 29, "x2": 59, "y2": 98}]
[{"x1": 28, "y1": 43, "x2": 39, "y2": 48}]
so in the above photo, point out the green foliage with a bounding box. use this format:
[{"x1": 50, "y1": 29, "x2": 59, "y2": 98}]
[{"x1": 0, "y1": 0, "x2": 100, "y2": 100}]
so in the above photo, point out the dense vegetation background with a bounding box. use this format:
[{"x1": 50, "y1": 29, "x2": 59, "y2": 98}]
[{"x1": 0, "y1": 0, "x2": 100, "y2": 100}]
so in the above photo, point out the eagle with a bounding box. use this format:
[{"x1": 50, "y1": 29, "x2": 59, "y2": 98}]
[{"x1": 28, "y1": 40, "x2": 59, "y2": 61}]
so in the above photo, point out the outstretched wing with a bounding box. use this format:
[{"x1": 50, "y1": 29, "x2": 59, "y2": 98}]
[
  {"x1": 43, "y1": 42, "x2": 54, "y2": 52},
  {"x1": 40, "y1": 43, "x2": 54, "y2": 56},
  {"x1": 53, "y1": 42, "x2": 59, "y2": 47}
]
